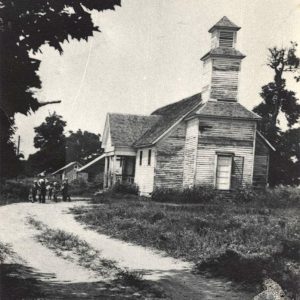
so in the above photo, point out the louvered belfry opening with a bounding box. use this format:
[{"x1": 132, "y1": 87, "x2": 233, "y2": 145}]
[
  {"x1": 219, "y1": 31, "x2": 234, "y2": 48},
  {"x1": 201, "y1": 16, "x2": 245, "y2": 102}
]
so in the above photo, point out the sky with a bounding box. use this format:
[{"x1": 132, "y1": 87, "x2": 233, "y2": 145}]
[{"x1": 15, "y1": 0, "x2": 300, "y2": 158}]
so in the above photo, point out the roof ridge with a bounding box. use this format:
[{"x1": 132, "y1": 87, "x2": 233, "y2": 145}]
[
  {"x1": 108, "y1": 112, "x2": 153, "y2": 117},
  {"x1": 151, "y1": 92, "x2": 201, "y2": 115}
]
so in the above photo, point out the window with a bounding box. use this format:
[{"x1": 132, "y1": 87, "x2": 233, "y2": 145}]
[
  {"x1": 148, "y1": 149, "x2": 152, "y2": 166},
  {"x1": 219, "y1": 31, "x2": 234, "y2": 48},
  {"x1": 139, "y1": 150, "x2": 143, "y2": 166},
  {"x1": 216, "y1": 155, "x2": 233, "y2": 190}
]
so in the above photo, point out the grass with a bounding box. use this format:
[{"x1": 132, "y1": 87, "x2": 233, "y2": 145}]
[
  {"x1": 71, "y1": 192, "x2": 300, "y2": 298},
  {"x1": 0, "y1": 242, "x2": 14, "y2": 263},
  {"x1": 27, "y1": 217, "x2": 118, "y2": 276},
  {"x1": 27, "y1": 217, "x2": 168, "y2": 298}
]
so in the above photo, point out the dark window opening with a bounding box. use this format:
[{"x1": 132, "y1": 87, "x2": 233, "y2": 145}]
[
  {"x1": 139, "y1": 151, "x2": 143, "y2": 166},
  {"x1": 148, "y1": 149, "x2": 152, "y2": 166}
]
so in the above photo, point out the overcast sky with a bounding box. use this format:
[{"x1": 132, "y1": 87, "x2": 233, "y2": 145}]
[{"x1": 15, "y1": 0, "x2": 300, "y2": 157}]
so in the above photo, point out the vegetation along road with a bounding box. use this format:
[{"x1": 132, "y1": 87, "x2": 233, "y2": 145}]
[{"x1": 0, "y1": 200, "x2": 254, "y2": 299}]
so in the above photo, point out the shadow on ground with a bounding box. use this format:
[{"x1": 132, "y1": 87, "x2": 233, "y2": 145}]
[
  {"x1": 0, "y1": 264, "x2": 132, "y2": 299},
  {"x1": 0, "y1": 264, "x2": 257, "y2": 299}
]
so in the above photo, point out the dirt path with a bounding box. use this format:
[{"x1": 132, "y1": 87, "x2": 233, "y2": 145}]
[{"x1": 0, "y1": 201, "x2": 254, "y2": 299}]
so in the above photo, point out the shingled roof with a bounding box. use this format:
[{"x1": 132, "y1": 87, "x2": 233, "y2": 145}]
[
  {"x1": 201, "y1": 47, "x2": 246, "y2": 61},
  {"x1": 208, "y1": 16, "x2": 241, "y2": 33},
  {"x1": 190, "y1": 101, "x2": 261, "y2": 120},
  {"x1": 134, "y1": 93, "x2": 202, "y2": 147},
  {"x1": 108, "y1": 113, "x2": 161, "y2": 147}
]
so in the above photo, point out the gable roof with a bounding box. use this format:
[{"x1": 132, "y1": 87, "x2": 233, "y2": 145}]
[
  {"x1": 201, "y1": 47, "x2": 246, "y2": 61},
  {"x1": 108, "y1": 113, "x2": 161, "y2": 147},
  {"x1": 134, "y1": 93, "x2": 202, "y2": 147},
  {"x1": 189, "y1": 101, "x2": 261, "y2": 121},
  {"x1": 208, "y1": 16, "x2": 241, "y2": 33},
  {"x1": 52, "y1": 162, "x2": 79, "y2": 175}
]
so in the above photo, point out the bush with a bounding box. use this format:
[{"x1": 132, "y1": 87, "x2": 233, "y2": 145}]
[
  {"x1": 111, "y1": 182, "x2": 139, "y2": 195},
  {"x1": 231, "y1": 184, "x2": 258, "y2": 203},
  {"x1": 69, "y1": 180, "x2": 102, "y2": 196},
  {"x1": 151, "y1": 184, "x2": 300, "y2": 207},
  {"x1": 151, "y1": 185, "x2": 218, "y2": 203},
  {"x1": 0, "y1": 180, "x2": 31, "y2": 204},
  {"x1": 261, "y1": 186, "x2": 300, "y2": 208}
]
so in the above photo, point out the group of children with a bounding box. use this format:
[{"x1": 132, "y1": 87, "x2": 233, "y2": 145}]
[{"x1": 29, "y1": 178, "x2": 71, "y2": 203}]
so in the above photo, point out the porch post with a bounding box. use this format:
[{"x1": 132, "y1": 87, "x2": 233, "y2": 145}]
[
  {"x1": 112, "y1": 154, "x2": 117, "y2": 185},
  {"x1": 104, "y1": 156, "x2": 108, "y2": 188}
]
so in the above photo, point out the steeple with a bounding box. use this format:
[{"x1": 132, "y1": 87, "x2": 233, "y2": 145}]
[{"x1": 201, "y1": 16, "x2": 245, "y2": 102}]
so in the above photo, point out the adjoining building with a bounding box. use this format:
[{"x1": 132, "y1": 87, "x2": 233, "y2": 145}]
[
  {"x1": 51, "y1": 161, "x2": 82, "y2": 182},
  {"x1": 77, "y1": 154, "x2": 105, "y2": 184}
]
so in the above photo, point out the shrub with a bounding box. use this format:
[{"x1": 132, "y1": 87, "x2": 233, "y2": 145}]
[
  {"x1": 231, "y1": 184, "x2": 258, "y2": 203},
  {"x1": 151, "y1": 185, "x2": 218, "y2": 203},
  {"x1": 69, "y1": 180, "x2": 102, "y2": 196},
  {"x1": 0, "y1": 180, "x2": 31, "y2": 204},
  {"x1": 261, "y1": 186, "x2": 300, "y2": 208},
  {"x1": 111, "y1": 182, "x2": 139, "y2": 195}
]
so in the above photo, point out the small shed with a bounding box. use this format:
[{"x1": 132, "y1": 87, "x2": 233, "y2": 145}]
[{"x1": 51, "y1": 162, "x2": 82, "y2": 182}]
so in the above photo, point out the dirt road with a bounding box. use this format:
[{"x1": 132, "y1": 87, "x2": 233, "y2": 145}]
[{"x1": 0, "y1": 201, "x2": 254, "y2": 299}]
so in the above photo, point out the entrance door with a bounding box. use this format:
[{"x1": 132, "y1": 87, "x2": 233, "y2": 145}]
[{"x1": 216, "y1": 155, "x2": 232, "y2": 190}]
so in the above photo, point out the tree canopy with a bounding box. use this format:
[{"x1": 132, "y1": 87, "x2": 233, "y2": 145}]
[
  {"x1": 253, "y1": 42, "x2": 300, "y2": 185},
  {"x1": 27, "y1": 112, "x2": 103, "y2": 174},
  {"x1": 0, "y1": 0, "x2": 120, "y2": 178},
  {"x1": 28, "y1": 112, "x2": 67, "y2": 173},
  {"x1": 66, "y1": 130, "x2": 102, "y2": 163}
]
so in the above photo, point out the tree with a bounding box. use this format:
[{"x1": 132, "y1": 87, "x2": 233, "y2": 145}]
[
  {"x1": 27, "y1": 112, "x2": 66, "y2": 173},
  {"x1": 66, "y1": 130, "x2": 102, "y2": 163},
  {"x1": 253, "y1": 42, "x2": 300, "y2": 185},
  {"x1": 0, "y1": 0, "x2": 121, "y2": 177}
]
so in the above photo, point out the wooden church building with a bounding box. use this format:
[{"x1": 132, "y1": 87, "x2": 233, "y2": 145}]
[{"x1": 101, "y1": 16, "x2": 275, "y2": 195}]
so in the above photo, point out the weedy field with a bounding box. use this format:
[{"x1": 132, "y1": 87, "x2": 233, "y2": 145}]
[{"x1": 71, "y1": 187, "x2": 300, "y2": 299}]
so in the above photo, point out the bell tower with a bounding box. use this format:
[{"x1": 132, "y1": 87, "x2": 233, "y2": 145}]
[{"x1": 201, "y1": 16, "x2": 245, "y2": 102}]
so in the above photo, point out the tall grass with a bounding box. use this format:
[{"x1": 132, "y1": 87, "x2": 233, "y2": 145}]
[{"x1": 71, "y1": 190, "x2": 300, "y2": 298}]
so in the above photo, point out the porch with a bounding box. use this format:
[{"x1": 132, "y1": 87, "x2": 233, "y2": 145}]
[{"x1": 104, "y1": 154, "x2": 136, "y2": 188}]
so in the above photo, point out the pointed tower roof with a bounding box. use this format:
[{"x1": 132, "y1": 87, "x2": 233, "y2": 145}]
[{"x1": 208, "y1": 16, "x2": 241, "y2": 33}]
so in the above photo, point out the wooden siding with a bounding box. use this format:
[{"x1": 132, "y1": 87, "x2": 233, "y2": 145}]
[
  {"x1": 183, "y1": 118, "x2": 199, "y2": 187},
  {"x1": 201, "y1": 60, "x2": 212, "y2": 102},
  {"x1": 104, "y1": 130, "x2": 114, "y2": 153},
  {"x1": 195, "y1": 118, "x2": 256, "y2": 187},
  {"x1": 62, "y1": 163, "x2": 81, "y2": 182},
  {"x1": 211, "y1": 58, "x2": 241, "y2": 101},
  {"x1": 154, "y1": 122, "x2": 186, "y2": 189},
  {"x1": 253, "y1": 134, "x2": 270, "y2": 187},
  {"x1": 135, "y1": 148, "x2": 155, "y2": 195}
]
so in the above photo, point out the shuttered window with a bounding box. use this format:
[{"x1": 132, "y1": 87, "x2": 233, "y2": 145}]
[
  {"x1": 219, "y1": 31, "x2": 234, "y2": 48},
  {"x1": 139, "y1": 150, "x2": 143, "y2": 166},
  {"x1": 231, "y1": 156, "x2": 244, "y2": 189},
  {"x1": 148, "y1": 149, "x2": 152, "y2": 166}
]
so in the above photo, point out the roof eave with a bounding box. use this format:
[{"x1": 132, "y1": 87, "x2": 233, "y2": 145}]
[
  {"x1": 200, "y1": 52, "x2": 246, "y2": 61},
  {"x1": 208, "y1": 25, "x2": 241, "y2": 33},
  {"x1": 194, "y1": 114, "x2": 261, "y2": 121},
  {"x1": 257, "y1": 131, "x2": 276, "y2": 151}
]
